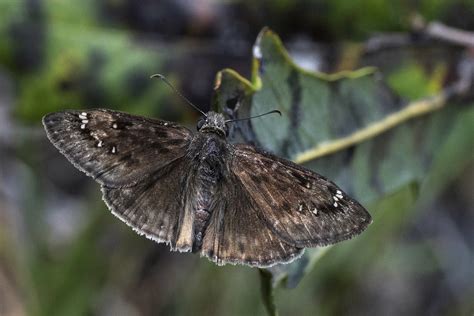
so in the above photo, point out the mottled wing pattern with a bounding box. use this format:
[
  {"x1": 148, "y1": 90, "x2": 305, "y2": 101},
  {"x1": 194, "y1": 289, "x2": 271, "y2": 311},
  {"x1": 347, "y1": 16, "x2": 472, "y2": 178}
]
[
  {"x1": 201, "y1": 170, "x2": 304, "y2": 267},
  {"x1": 42, "y1": 109, "x2": 192, "y2": 187},
  {"x1": 102, "y1": 157, "x2": 198, "y2": 251},
  {"x1": 43, "y1": 108, "x2": 371, "y2": 266},
  {"x1": 232, "y1": 144, "x2": 372, "y2": 248}
]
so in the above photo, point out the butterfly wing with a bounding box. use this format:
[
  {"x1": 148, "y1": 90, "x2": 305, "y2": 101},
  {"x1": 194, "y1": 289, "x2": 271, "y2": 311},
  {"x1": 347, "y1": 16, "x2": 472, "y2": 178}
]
[
  {"x1": 231, "y1": 144, "x2": 372, "y2": 249},
  {"x1": 42, "y1": 109, "x2": 192, "y2": 187},
  {"x1": 101, "y1": 157, "x2": 198, "y2": 251},
  {"x1": 201, "y1": 169, "x2": 304, "y2": 267},
  {"x1": 44, "y1": 109, "x2": 196, "y2": 250}
]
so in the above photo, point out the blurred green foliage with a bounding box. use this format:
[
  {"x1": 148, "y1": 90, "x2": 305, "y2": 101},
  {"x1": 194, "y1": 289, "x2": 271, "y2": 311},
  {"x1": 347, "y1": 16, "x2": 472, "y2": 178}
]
[
  {"x1": 0, "y1": 0, "x2": 173, "y2": 122},
  {"x1": 241, "y1": 0, "x2": 474, "y2": 39}
]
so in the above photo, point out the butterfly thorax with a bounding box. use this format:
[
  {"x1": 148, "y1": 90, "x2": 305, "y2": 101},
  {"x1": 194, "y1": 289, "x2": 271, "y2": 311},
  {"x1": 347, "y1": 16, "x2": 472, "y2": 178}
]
[
  {"x1": 189, "y1": 132, "x2": 228, "y2": 251},
  {"x1": 196, "y1": 111, "x2": 228, "y2": 138}
]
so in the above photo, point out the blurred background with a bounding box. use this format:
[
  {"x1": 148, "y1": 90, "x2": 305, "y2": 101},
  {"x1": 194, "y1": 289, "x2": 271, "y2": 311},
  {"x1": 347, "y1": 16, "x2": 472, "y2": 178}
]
[{"x1": 0, "y1": 0, "x2": 473, "y2": 315}]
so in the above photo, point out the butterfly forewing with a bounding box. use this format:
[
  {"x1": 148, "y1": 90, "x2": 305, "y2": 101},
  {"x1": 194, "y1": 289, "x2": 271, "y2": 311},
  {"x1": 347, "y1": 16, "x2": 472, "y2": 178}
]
[
  {"x1": 232, "y1": 144, "x2": 372, "y2": 248},
  {"x1": 42, "y1": 109, "x2": 192, "y2": 187}
]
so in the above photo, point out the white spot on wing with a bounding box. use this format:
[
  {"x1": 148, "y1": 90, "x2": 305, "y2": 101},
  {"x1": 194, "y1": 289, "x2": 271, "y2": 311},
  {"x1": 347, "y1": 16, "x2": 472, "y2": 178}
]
[
  {"x1": 97, "y1": 140, "x2": 103, "y2": 148},
  {"x1": 111, "y1": 146, "x2": 116, "y2": 154},
  {"x1": 333, "y1": 202, "x2": 338, "y2": 207},
  {"x1": 112, "y1": 123, "x2": 118, "y2": 129},
  {"x1": 80, "y1": 124, "x2": 86, "y2": 129}
]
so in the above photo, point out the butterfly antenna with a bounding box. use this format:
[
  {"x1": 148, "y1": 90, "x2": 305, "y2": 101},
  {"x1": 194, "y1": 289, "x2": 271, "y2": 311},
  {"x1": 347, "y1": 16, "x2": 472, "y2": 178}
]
[
  {"x1": 225, "y1": 109, "x2": 282, "y2": 123},
  {"x1": 150, "y1": 74, "x2": 207, "y2": 116}
]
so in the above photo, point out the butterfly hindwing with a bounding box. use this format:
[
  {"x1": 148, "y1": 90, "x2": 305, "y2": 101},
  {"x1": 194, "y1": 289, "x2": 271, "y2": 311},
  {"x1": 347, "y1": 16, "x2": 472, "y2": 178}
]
[
  {"x1": 232, "y1": 144, "x2": 372, "y2": 248},
  {"x1": 201, "y1": 170, "x2": 304, "y2": 267},
  {"x1": 101, "y1": 157, "x2": 198, "y2": 251},
  {"x1": 42, "y1": 109, "x2": 193, "y2": 187}
]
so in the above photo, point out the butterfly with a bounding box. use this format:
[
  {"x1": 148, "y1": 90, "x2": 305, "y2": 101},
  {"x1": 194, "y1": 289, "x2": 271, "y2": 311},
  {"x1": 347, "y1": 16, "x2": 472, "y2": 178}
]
[{"x1": 43, "y1": 107, "x2": 371, "y2": 267}]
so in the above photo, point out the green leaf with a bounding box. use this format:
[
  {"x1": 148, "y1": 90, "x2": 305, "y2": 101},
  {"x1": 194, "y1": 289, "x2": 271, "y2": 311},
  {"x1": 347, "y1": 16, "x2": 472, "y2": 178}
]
[{"x1": 213, "y1": 28, "x2": 474, "y2": 288}]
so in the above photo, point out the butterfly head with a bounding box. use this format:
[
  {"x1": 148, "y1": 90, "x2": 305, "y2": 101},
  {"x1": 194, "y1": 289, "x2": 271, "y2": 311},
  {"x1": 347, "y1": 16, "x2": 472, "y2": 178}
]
[{"x1": 197, "y1": 112, "x2": 229, "y2": 137}]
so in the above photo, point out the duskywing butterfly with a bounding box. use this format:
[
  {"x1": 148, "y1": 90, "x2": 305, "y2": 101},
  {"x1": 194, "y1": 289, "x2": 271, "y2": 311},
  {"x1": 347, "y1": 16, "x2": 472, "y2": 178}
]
[{"x1": 43, "y1": 99, "x2": 371, "y2": 267}]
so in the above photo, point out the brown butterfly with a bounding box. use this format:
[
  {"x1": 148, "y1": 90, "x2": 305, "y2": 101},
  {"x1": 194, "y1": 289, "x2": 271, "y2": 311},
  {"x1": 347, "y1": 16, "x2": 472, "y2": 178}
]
[{"x1": 43, "y1": 82, "x2": 371, "y2": 268}]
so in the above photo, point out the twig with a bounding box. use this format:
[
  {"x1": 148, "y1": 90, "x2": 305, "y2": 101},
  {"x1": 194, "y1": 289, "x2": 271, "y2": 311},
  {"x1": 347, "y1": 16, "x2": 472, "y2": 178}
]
[
  {"x1": 365, "y1": 16, "x2": 474, "y2": 53},
  {"x1": 364, "y1": 33, "x2": 414, "y2": 53},
  {"x1": 416, "y1": 18, "x2": 474, "y2": 48}
]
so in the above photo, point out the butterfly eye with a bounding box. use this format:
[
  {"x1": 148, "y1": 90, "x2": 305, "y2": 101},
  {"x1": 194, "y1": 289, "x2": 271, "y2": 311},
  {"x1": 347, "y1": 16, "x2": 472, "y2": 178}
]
[{"x1": 197, "y1": 118, "x2": 206, "y2": 130}]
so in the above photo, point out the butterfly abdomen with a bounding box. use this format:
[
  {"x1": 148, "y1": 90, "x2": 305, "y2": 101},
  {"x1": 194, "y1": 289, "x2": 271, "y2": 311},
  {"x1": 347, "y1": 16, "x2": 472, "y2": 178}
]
[{"x1": 189, "y1": 134, "x2": 228, "y2": 252}]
